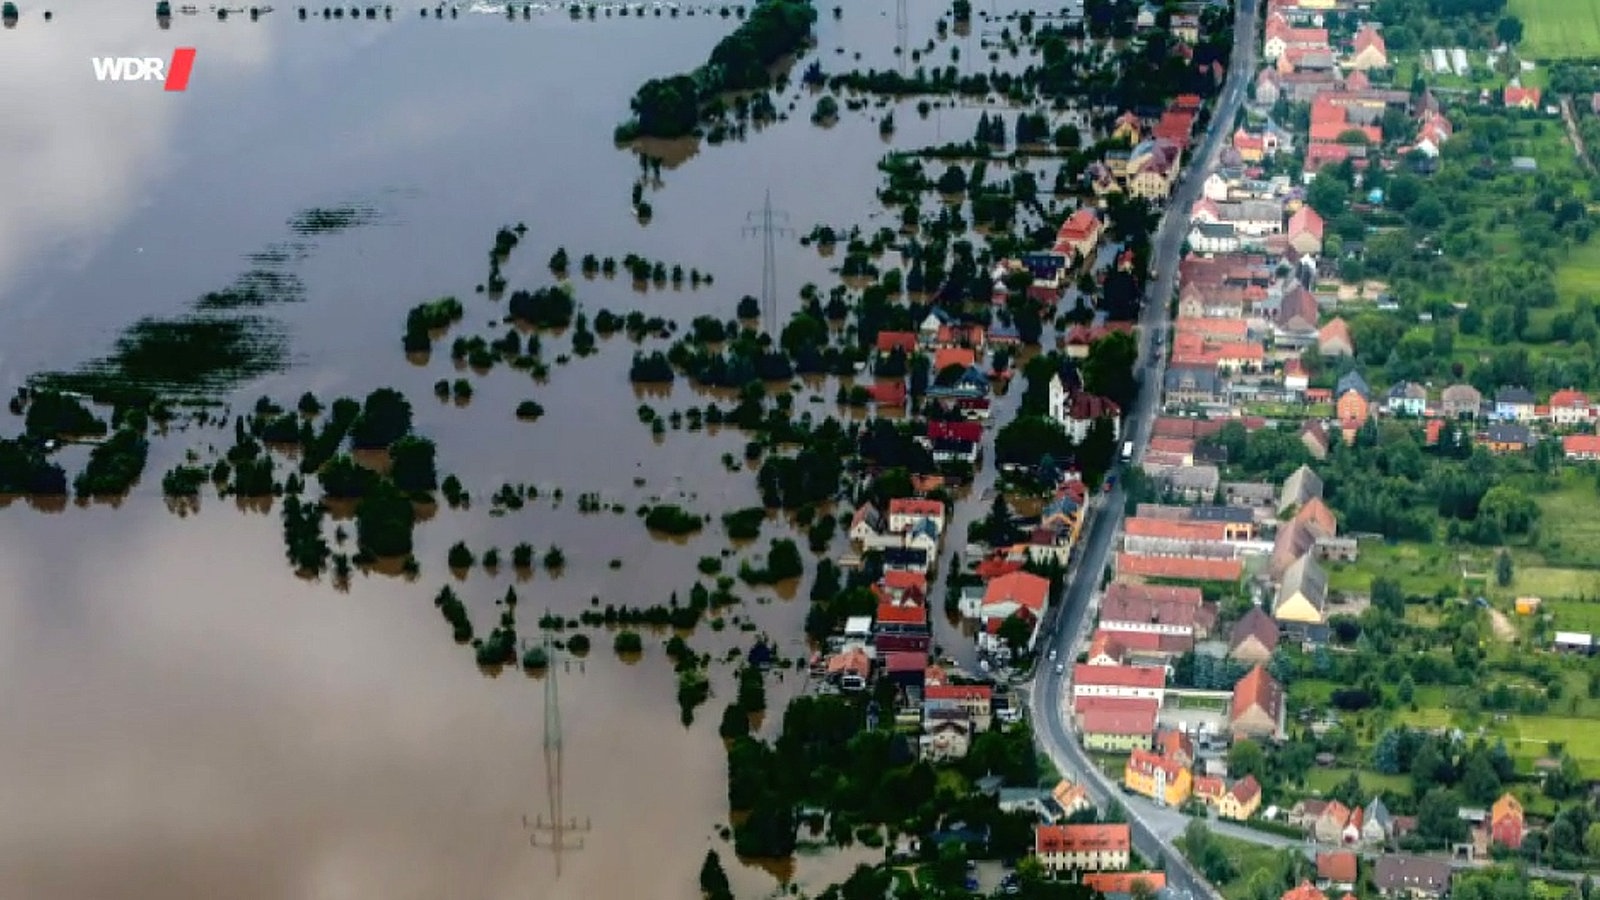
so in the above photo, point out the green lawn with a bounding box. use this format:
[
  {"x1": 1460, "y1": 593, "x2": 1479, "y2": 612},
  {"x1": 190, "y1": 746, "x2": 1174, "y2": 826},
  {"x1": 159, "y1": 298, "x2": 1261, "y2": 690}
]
[
  {"x1": 1509, "y1": 0, "x2": 1600, "y2": 60},
  {"x1": 1555, "y1": 231, "x2": 1600, "y2": 297},
  {"x1": 1544, "y1": 596, "x2": 1600, "y2": 629},
  {"x1": 1302, "y1": 767, "x2": 1413, "y2": 798},
  {"x1": 1180, "y1": 834, "x2": 1292, "y2": 900},
  {"x1": 1528, "y1": 471, "x2": 1600, "y2": 569},
  {"x1": 1324, "y1": 541, "x2": 1463, "y2": 597},
  {"x1": 1510, "y1": 566, "x2": 1600, "y2": 600},
  {"x1": 1486, "y1": 714, "x2": 1600, "y2": 774}
]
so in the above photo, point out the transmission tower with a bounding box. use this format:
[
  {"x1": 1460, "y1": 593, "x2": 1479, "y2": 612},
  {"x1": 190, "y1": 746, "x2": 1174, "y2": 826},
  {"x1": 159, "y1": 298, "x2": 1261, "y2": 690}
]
[
  {"x1": 743, "y1": 190, "x2": 793, "y2": 336},
  {"x1": 894, "y1": 0, "x2": 908, "y2": 74},
  {"x1": 522, "y1": 635, "x2": 589, "y2": 877}
]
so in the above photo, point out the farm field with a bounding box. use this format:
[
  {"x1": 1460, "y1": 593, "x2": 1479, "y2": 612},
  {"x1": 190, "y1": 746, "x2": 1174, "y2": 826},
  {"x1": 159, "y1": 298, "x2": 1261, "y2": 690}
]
[{"x1": 1509, "y1": 0, "x2": 1600, "y2": 60}]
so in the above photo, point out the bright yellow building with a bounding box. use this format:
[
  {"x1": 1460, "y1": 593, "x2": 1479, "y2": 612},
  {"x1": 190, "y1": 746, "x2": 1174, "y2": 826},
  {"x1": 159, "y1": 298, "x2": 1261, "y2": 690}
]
[{"x1": 1123, "y1": 748, "x2": 1192, "y2": 807}]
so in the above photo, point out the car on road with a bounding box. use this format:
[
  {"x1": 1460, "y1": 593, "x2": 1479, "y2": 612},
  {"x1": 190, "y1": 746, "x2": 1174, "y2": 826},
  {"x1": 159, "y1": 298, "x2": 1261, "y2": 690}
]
[
  {"x1": 1048, "y1": 648, "x2": 1057, "y2": 661},
  {"x1": 1054, "y1": 662, "x2": 1064, "y2": 674}
]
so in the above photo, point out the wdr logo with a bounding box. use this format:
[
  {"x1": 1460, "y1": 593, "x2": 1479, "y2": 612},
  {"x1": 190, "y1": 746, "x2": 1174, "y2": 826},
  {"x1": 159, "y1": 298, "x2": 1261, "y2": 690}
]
[{"x1": 91, "y1": 47, "x2": 196, "y2": 91}]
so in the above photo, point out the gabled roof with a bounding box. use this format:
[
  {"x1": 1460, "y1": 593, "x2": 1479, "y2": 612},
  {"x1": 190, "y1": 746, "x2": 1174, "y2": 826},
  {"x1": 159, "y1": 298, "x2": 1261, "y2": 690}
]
[
  {"x1": 1335, "y1": 370, "x2": 1371, "y2": 400},
  {"x1": 1495, "y1": 385, "x2": 1536, "y2": 404},
  {"x1": 876, "y1": 330, "x2": 918, "y2": 353},
  {"x1": 982, "y1": 571, "x2": 1050, "y2": 613},
  {"x1": 1230, "y1": 607, "x2": 1280, "y2": 654},
  {"x1": 1353, "y1": 23, "x2": 1385, "y2": 56},
  {"x1": 888, "y1": 497, "x2": 944, "y2": 519},
  {"x1": 1231, "y1": 664, "x2": 1283, "y2": 723},
  {"x1": 1229, "y1": 774, "x2": 1262, "y2": 806},
  {"x1": 1287, "y1": 205, "x2": 1325, "y2": 239},
  {"x1": 1073, "y1": 664, "x2": 1167, "y2": 690},
  {"x1": 1550, "y1": 389, "x2": 1590, "y2": 408},
  {"x1": 1294, "y1": 496, "x2": 1337, "y2": 537},
  {"x1": 1279, "y1": 553, "x2": 1329, "y2": 610},
  {"x1": 1317, "y1": 850, "x2": 1357, "y2": 884},
  {"x1": 1034, "y1": 823, "x2": 1130, "y2": 855},
  {"x1": 1312, "y1": 315, "x2": 1350, "y2": 347}
]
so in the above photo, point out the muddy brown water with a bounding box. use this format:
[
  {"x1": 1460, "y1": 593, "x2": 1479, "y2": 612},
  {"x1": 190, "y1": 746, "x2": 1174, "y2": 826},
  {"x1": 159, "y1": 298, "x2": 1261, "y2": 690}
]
[{"x1": 0, "y1": 0, "x2": 1060, "y2": 895}]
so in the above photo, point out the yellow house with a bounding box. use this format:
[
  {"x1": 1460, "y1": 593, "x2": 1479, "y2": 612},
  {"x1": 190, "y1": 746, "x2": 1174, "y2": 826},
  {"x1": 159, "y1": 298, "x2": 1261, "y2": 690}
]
[
  {"x1": 1124, "y1": 748, "x2": 1192, "y2": 807},
  {"x1": 1218, "y1": 775, "x2": 1262, "y2": 821}
]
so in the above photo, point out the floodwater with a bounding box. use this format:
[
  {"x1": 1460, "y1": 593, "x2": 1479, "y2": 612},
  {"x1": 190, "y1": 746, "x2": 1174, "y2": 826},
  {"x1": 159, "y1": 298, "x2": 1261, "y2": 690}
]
[{"x1": 0, "y1": 0, "x2": 1055, "y2": 895}]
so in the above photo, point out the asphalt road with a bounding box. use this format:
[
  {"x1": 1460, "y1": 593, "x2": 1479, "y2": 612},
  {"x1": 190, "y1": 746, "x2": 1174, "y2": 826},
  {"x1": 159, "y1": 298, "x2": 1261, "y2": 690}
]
[{"x1": 1028, "y1": 0, "x2": 1261, "y2": 896}]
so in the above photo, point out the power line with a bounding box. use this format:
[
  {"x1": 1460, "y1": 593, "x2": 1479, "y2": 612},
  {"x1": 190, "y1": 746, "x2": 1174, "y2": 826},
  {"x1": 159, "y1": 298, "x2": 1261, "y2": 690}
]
[
  {"x1": 742, "y1": 190, "x2": 793, "y2": 336},
  {"x1": 522, "y1": 634, "x2": 589, "y2": 877}
]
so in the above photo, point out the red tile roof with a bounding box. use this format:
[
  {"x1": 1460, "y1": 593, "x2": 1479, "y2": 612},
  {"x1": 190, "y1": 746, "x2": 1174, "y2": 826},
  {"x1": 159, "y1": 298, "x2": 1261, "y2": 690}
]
[
  {"x1": 924, "y1": 684, "x2": 992, "y2": 703},
  {"x1": 1231, "y1": 664, "x2": 1284, "y2": 724},
  {"x1": 887, "y1": 498, "x2": 943, "y2": 520},
  {"x1": 1127, "y1": 747, "x2": 1185, "y2": 780},
  {"x1": 882, "y1": 570, "x2": 928, "y2": 592},
  {"x1": 876, "y1": 600, "x2": 927, "y2": 626},
  {"x1": 875, "y1": 331, "x2": 918, "y2": 353},
  {"x1": 1288, "y1": 205, "x2": 1324, "y2": 239},
  {"x1": 933, "y1": 347, "x2": 977, "y2": 372},
  {"x1": 1118, "y1": 554, "x2": 1244, "y2": 582},
  {"x1": 928, "y1": 419, "x2": 983, "y2": 443},
  {"x1": 1230, "y1": 774, "x2": 1262, "y2": 806},
  {"x1": 1084, "y1": 873, "x2": 1167, "y2": 895},
  {"x1": 1079, "y1": 699, "x2": 1159, "y2": 736},
  {"x1": 1057, "y1": 208, "x2": 1101, "y2": 243},
  {"x1": 1505, "y1": 85, "x2": 1541, "y2": 108},
  {"x1": 1125, "y1": 517, "x2": 1230, "y2": 542},
  {"x1": 869, "y1": 380, "x2": 907, "y2": 405},
  {"x1": 1283, "y1": 881, "x2": 1329, "y2": 900},
  {"x1": 1551, "y1": 389, "x2": 1590, "y2": 409},
  {"x1": 1317, "y1": 850, "x2": 1357, "y2": 884},
  {"x1": 1072, "y1": 664, "x2": 1166, "y2": 690},
  {"x1": 1105, "y1": 581, "x2": 1204, "y2": 607},
  {"x1": 982, "y1": 571, "x2": 1050, "y2": 613}
]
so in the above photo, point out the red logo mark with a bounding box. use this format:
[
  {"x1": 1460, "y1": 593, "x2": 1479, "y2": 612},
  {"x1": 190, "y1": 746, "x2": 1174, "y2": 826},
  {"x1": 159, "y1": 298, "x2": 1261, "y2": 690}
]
[{"x1": 165, "y1": 47, "x2": 196, "y2": 91}]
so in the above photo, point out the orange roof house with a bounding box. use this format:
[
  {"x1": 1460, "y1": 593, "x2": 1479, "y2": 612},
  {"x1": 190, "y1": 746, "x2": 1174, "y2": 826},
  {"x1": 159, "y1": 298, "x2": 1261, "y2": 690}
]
[
  {"x1": 1282, "y1": 881, "x2": 1329, "y2": 900},
  {"x1": 1504, "y1": 85, "x2": 1541, "y2": 109},
  {"x1": 933, "y1": 347, "x2": 977, "y2": 372},
  {"x1": 1230, "y1": 664, "x2": 1285, "y2": 740},
  {"x1": 1117, "y1": 554, "x2": 1243, "y2": 583},
  {"x1": 875, "y1": 330, "x2": 918, "y2": 353},
  {"x1": 1084, "y1": 873, "x2": 1167, "y2": 895},
  {"x1": 1490, "y1": 792, "x2": 1524, "y2": 849},
  {"x1": 982, "y1": 571, "x2": 1050, "y2": 615}
]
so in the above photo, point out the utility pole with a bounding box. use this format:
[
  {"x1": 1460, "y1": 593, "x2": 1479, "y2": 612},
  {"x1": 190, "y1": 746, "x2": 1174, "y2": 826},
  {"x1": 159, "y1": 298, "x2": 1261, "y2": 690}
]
[
  {"x1": 522, "y1": 635, "x2": 589, "y2": 877},
  {"x1": 743, "y1": 190, "x2": 793, "y2": 336}
]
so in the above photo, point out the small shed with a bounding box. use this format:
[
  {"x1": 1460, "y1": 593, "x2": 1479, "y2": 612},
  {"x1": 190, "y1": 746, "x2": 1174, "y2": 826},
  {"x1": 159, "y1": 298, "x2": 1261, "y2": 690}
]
[{"x1": 1514, "y1": 596, "x2": 1541, "y2": 615}]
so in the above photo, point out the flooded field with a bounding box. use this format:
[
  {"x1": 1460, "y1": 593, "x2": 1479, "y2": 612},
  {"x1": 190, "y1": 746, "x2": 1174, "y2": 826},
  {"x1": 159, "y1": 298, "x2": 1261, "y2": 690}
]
[{"x1": 0, "y1": 0, "x2": 1051, "y2": 895}]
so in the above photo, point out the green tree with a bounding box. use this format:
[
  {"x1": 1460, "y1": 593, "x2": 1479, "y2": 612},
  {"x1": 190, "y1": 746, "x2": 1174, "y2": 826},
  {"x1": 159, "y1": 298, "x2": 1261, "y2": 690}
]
[
  {"x1": 354, "y1": 478, "x2": 415, "y2": 557},
  {"x1": 389, "y1": 435, "x2": 438, "y2": 494},
  {"x1": 997, "y1": 613, "x2": 1034, "y2": 657},
  {"x1": 1306, "y1": 171, "x2": 1348, "y2": 218},
  {"x1": 350, "y1": 387, "x2": 413, "y2": 449},
  {"x1": 1496, "y1": 15, "x2": 1522, "y2": 45},
  {"x1": 699, "y1": 851, "x2": 734, "y2": 900},
  {"x1": 1495, "y1": 549, "x2": 1514, "y2": 587}
]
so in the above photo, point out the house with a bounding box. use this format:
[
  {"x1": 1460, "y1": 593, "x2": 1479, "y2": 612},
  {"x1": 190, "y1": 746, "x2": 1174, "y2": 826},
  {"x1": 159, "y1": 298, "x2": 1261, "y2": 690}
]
[
  {"x1": 1077, "y1": 697, "x2": 1160, "y2": 752},
  {"x1": 1124, "y1": 747, "x2": 1193, "y2": 807},
  {"x1": 1190, "y1": 222, "x2": 1242, "y2": 254},
  {"x1": 875, "y1": 331, "x2": 919, "y2": 355},
  {"x1": 925, "y1": 684, "x2": 993, "y2": 736},
  {"x1": 1484, "y1": 423, "x2": 1532, "y2": 454},
  {"x1": 1563, "y1": 434, "x2": 1600, "y2": 461},
  {"x1": 1553, "y1": 631, "x2": 1595, "y2": 654},
  {"x1": 1283, "y1": 882, "x2": 1330, "y2": 900},
  {"x1": 1051, "y1": 779, "x2": 1094, "y2": 820},
  {"x1": 1056, "y1": 208, "x2": 1103, "y2": 259},
  {"x1": 1504, "y1": 85, "x2": 1542, "y2": 110},
  {"x1": 1317, "y1": 317, "x2": 1353, "y2": 356},
  {"x1": 1286, "y1": 206, "x2": 1325, "y2": 255},
  {"x1": 1301, "y1": 420, "x2": 1330, "y2": 460},
  {"x1": 1163, "y1": 361, "x2": 1223, "y2": 404},
  {"x1": 1121, "y1": 517, "x2": 1232, "y2": 561},
  {"x1": 826, "y1": 646, "x2": 872, "y2": 691},
  {"x1": 1494, "y1": 386, "x2": 1537, "y2": 421},
  {"x1": 1230, "y1": 664, "x2": 1285, "y2": 741},
  {"x1": 977, "y1": 571, "x2": 1050, "y2": 654},
  {"x1": 1489, "y1": 792, "x2": 1524, "y2": 849},
  {"x1": 1117, "y1": 553, "x2": 1243, "y2": 583},
  {"x1": 887, "y1": 498, "x2": 945, "y2": 535},
  {"x1": 1373, "y1": 855, "x2": 1451, "y2": 898},
  {"x1": 849, "y1": 502, "x2": 886, "y2": 546},
  {"x1": 1219, "y1": 775, "x2": 1262, "y2": 821},
  {"x1": 1278, "y1": 464, "x2": 1324, "y2": 515},
  {"x1": 1277, "y1": 284, "x2": 1322, "y2": 332},
  {"x1": 1128, "y1": 142, "x2": 1183, "y2": 200},
  {"x1": 1034, "y1": 823, "x2": 1131, "y2": 873},
  {"x1": 1441, "y1": 383, "x2": 1482, "y2": 420},
  {"x1": 1171, "y1": 11, "x2": 1199, "y2": 43},
  {"x1": 1313, "y1": 800, "x2": 1352, "y2": 844},
  {"x1": 1348, "y1": 23, "x2": 1387, "y2": 70},
  {"x1": 1548, "y1": 389, "x2": 1592, "y2": 426},
  {"x1": 921, "y1": 712, "x2": 973, "y2": 760},
  {"x1": 1071, "y1": 664, "x2": 1167, "y2": 702},
  {"x1": 868, "y1": 379, "x2": 908, "y2": 407},
  {"x1": 1052, "y1": 389, "x2": 1121, "y2": 443},
  {"x1": 1363, "y1": 797, "x2": 1394, "y2": 846},
  {"x1": 1229, "y1": 607, "x2": 1280, "y2": 666},
  {"x1": 1275, "y1": 553, "x2": 1330, "y2": 625},
  {"x1": 1317, "y1": 851, "x2": 1358, "y2": 891},
  {"x1": 1336, "y1": 390, "x2": 1370, "y2": 429},
  {"x1": 1083, "y1": 873, "x2": 1167, "y2": 897},
  {"x1": 1386, "y1": 382, "x2": 1428, "y2": 417}
]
